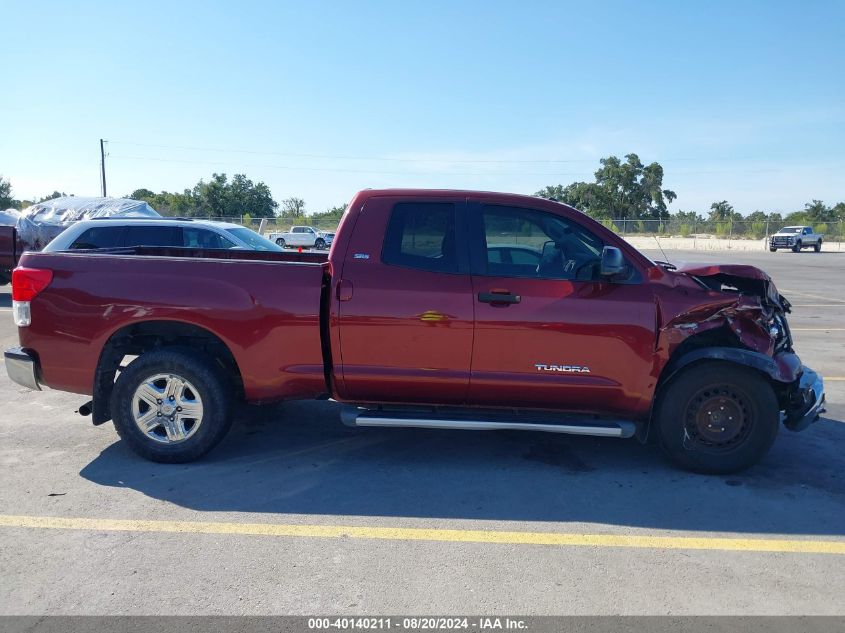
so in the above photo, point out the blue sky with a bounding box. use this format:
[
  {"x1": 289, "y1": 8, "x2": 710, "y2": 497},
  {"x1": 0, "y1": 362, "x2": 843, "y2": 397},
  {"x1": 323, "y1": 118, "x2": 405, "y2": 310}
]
[{"x1": 3, "y1": 0, "x2": 843, "y2": 215}]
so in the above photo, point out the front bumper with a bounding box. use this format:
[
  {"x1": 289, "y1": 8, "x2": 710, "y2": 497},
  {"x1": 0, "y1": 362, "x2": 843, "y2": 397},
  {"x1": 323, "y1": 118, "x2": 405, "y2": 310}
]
[
  {"x1": 784, "y1": 366, "x2": 825, "y2": 431},
  {"x1": 4, "y1": 347, "x2": 41, "y2": 391}
]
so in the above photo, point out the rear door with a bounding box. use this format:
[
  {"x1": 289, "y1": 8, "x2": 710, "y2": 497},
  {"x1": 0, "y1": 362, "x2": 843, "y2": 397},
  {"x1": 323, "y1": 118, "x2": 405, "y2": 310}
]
[
  {"x1": 335, "y1": 196, "x2": 474, "y2": 404},
  {"x1": 467, "y1": 199, "x2": 656, "y2": 415}
]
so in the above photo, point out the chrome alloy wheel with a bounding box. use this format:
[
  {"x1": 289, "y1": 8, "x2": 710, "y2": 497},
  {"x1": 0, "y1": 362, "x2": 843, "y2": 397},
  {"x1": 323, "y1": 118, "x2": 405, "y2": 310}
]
[{"x1": 131, "y1": 373, "x2": 204, "y2": 444}]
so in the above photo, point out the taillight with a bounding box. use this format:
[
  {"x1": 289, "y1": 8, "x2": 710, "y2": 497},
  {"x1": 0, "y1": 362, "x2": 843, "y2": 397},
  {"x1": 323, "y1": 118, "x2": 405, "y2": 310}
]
[{"x1": 11, "y1": 267, "x2": 53, "y2": 327}]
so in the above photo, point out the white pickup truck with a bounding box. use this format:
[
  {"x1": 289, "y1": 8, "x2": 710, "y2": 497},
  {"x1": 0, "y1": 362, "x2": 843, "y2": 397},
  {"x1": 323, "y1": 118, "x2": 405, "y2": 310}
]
[
  {"x1": 266, "y1": 225, "x2": 331, "y2": 250},
  {"x1": 769, "y1": 226, "x2": 823, "y2": 253}
]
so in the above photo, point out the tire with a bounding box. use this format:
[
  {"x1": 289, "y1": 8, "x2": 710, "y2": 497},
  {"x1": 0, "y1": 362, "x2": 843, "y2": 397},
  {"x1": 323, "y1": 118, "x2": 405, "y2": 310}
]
[
  {"x1": 110, "y1": 348, "x2": 233, "y2": 463},
  {"x1": 792, "y1": 241, "x2": 801, "y2": 252},
  {"x1": 814, "y1": 239, "x2": 822, "y2": 252},
  {"x1": 275, "y1": 238, "x2": 286, "y2": 247},
  {"x1": 769, "y1": 247, "x2": 777, "y2": 252},
  {"x1": 315, "y1": 238, "x2": 326, "y2": 250},
  {"x1": 655, "y1": 362, "x2": 779, "y2": 474}
]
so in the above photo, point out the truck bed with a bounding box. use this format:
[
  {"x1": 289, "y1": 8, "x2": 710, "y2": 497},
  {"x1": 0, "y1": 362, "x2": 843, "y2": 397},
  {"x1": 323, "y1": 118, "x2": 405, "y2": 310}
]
[{"x1": 16, "y1": 248, "x2": 330, "y2": 401}]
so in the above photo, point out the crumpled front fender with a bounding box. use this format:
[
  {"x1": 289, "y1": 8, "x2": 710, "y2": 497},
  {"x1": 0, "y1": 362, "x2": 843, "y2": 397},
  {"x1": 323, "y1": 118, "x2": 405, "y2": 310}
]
[{"x1": 663, "y1": 347, "x2": 802, "y2": 386}]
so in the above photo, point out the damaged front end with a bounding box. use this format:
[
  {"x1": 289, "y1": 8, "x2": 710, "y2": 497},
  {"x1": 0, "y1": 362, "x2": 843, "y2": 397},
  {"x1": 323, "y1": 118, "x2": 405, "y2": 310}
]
[{"x1": 658, "y1": 262, "x2": 825, "y2": 431}]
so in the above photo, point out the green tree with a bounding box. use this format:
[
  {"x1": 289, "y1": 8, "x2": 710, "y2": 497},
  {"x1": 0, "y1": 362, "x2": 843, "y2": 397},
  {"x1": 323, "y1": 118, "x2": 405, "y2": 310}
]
[
  {"x1": 536, "y1": 153, "x2": 676, "y2": 221},
  {"x1": 280, "y1": 197, "x2": 306, "y2": 218},
  {"x1": 38, "y1": 191, "x2": 66, "y2": 202},
  {"x1": 708, "y1": 200, "x2": 741, "y2": 222},
  {"x1": 311, "y1": 204, "x2": 347, "y2": 221},
  {"x1": 0, "y1": 176, "x2": 13, "y2": 209}
]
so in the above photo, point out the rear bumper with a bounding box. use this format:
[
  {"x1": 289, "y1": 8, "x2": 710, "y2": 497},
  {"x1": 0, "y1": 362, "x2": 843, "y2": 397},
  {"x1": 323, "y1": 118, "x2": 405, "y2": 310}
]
[
  {"x1": 784, "y1": 366, "x2": 825, "y2": 431},
  {"x1": 4, "y1": 347, "x2": 41, "y2": 391}
]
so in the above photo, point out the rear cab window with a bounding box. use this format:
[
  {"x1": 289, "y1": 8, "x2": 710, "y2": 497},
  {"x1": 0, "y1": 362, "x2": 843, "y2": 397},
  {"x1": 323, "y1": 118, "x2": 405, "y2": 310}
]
[{"x1": 382, "y1": 202, "x2": 459, "y2": 273}]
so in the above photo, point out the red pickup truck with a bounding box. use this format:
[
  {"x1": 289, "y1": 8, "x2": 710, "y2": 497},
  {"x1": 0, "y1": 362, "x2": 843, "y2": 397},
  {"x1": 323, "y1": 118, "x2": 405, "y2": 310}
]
[{"x1": 4, "y1": 189, "x2": 825, "y2": 473}]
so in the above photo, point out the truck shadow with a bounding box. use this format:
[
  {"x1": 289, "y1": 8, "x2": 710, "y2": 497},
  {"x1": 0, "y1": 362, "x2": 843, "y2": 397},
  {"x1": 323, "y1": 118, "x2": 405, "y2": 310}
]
[{"x1": 79, "y1": 399, "x2": 845, "y2": 536}]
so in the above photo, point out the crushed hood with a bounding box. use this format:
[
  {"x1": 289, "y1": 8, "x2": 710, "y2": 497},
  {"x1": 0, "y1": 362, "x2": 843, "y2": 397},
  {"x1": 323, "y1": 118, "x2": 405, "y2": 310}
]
[
  {"x1": 657, "y1": 261, "x2": 792, "y2": 357},
  {"x1": 671, "y1": 261, "x2": 788, "y2": 313}
]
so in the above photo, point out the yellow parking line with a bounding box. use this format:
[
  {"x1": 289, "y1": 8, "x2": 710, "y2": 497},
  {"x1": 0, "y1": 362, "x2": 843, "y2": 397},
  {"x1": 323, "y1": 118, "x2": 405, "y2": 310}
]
[
  {"x1": 823, "y1": 377, "x2": 845, "y2": 381},
  {"x1": 791, "y1": 304, "x2": 845, "y2": 308},
  {"x1": 0, "y1": 514, "x2": 843, "y2": 555}
]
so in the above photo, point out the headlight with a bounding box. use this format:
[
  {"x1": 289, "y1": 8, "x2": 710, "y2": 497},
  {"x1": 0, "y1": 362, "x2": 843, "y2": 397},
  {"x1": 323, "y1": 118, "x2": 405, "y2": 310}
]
[{"x1": 769, "y1": 315, "x2": 786, "y2": 340}]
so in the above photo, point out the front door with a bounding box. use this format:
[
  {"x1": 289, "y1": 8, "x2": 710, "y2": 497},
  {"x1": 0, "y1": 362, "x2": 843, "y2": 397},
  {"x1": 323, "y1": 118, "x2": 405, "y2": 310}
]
[
  {"x1": 467, "y1": 200, "x2": 656, "y2": 416},
  {"x1": 335, "y1": 196, "x2": 474, "y2": 404}
]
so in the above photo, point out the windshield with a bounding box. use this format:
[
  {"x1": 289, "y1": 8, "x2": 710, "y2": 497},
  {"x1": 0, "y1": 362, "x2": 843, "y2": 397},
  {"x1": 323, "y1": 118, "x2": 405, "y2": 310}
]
[
  {"x1": 778, "y1": 227, "x2": 802, "y2": 234},
  {"x1": 226, "y1": 227, "x2": 284, "y2": 251}
]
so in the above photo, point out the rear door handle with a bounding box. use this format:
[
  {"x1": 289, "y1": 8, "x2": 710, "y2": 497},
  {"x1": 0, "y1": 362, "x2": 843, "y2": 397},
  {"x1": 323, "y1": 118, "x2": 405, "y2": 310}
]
[{"x1": 478, "y1": 291, "x2": 521, "y2": 304}]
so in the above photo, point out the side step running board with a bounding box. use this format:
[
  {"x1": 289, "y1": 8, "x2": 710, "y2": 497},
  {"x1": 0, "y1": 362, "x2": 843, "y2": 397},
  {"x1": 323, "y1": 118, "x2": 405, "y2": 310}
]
[{"x1": 342, "y1": 409, "x2": 636, "y2": 439}]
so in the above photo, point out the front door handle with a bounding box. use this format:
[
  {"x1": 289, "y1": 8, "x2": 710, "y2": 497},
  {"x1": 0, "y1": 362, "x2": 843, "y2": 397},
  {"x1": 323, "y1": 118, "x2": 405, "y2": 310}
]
[{"x1": 478, "y1": 291, "x2": 521, "y2": 304}]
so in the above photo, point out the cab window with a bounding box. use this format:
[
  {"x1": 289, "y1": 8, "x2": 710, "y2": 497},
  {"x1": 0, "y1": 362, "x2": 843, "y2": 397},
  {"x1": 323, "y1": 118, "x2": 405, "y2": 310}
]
[
  {"x1": 479, "y1": 205, "x2": 606, "y2": 281},
  {"x1": 382, "y1": 202, "x2": 458, "y2": 273}
]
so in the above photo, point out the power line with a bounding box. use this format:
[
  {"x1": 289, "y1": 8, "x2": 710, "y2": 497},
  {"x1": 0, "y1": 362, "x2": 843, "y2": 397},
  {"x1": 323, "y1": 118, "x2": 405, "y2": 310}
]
[
  {"x1": 109, "y1": 140, "x2": 775, "y2": 166},
  {"x1": 107, "y1": 153, "x2": 783, "y2": 178}
]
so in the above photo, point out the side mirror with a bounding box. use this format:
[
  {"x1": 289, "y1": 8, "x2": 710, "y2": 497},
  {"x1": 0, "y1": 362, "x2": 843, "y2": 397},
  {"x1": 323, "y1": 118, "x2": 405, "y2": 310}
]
[{"x1": 600, "y1": 246, "x2": 626, "y2": 277}]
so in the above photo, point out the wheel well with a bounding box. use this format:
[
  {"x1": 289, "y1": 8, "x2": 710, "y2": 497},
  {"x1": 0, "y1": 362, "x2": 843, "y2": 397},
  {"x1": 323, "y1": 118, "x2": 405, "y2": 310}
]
[
  {"x1": 659, "y1": 326, "x2": 739, "y2": 384},
  {"x1": 644, "y1": 327, "x2": 769, "y2": 442},
  {"x1": 92, "y1": 320, "x2": 244, "y2": 425},
  {"x1": 655, "y1": 327, "x2": 790, "y2": 408}
]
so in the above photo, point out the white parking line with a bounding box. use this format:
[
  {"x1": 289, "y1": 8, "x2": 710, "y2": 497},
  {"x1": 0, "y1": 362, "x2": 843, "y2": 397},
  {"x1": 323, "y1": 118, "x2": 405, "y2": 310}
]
[{"x1": 781, "y1": 289, "x2": 845, "y2": 304}]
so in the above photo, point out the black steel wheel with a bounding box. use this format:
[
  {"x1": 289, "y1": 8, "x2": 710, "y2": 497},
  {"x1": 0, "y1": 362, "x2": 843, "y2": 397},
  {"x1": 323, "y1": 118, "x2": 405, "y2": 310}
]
[{"x1": 655, "y1": 362, "x2": 779, "y2": 474}]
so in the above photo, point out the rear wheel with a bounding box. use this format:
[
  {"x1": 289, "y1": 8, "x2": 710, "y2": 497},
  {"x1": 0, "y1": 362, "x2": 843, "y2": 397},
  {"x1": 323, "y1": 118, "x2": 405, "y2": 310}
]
[
  {"x1": 276, "y1": 237, "x2": 285, "y2": 247},
  {"x1": 815, "y1": 239, "x2": 822, "y2": 252},
  {"x1": 315, "y1": 238, "x2": 326, "y2": 250},
  {"x1": 110, "y1": 348, "x2": 233, "y2": 463},
  {"x1": 655, "y1": 363, "x2": 779, "y2": 474}
]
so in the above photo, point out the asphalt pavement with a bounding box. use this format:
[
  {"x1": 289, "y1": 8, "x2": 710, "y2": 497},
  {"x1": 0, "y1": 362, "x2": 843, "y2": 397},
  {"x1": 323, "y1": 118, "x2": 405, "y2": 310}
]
[{"x1": 0, "y1": 248, "x2": 843, "y2": 615}]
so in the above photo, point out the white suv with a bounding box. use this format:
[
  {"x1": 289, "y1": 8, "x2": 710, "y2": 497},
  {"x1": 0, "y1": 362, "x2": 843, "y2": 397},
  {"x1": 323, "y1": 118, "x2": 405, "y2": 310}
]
[{"x1": 44, "y1": 218, "x2": 284, "y2": 252}]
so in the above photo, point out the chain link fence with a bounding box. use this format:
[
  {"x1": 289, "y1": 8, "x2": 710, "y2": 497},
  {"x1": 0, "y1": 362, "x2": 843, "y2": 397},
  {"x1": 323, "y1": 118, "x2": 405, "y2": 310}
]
[
  {"x1": 202, "y1": 216, "x2": 341, "y2": 233},
  {"x1": 200, "y1": 215, "x2": 844, "y2": 250}
]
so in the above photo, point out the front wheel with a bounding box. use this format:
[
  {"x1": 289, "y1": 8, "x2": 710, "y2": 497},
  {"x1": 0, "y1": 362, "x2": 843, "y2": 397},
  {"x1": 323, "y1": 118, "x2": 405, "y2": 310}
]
[
  {"x1": 315, "y1": 238, "x2": 326, "y2": 250},
  {"x1": 815, "y1": 239, "x2": 822, "y2": 252},
  {"x1": 110, "y1": 348, "x2": 233, "y2": 463},
  {"x1": 769, "y1": 247, "x2": 777, "y2": 252},
  {"x1": 275, "y1": 237, "x2": 285, "y2": 247},
  {"x1": 792, "y1": 241, "x2": 802, "y2": 252},
  {"x1": 655, "y1": 362, "x2": 779, "y2": 474}
]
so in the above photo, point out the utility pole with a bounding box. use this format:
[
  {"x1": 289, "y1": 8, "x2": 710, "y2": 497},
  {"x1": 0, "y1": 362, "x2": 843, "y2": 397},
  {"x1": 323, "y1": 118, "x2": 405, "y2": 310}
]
[{"x1": 100, "y1": 139, "x2": 107, "y2": 197}]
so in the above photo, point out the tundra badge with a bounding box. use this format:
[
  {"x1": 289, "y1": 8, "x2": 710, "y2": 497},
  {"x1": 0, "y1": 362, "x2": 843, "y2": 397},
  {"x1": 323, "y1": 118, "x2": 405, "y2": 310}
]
[{"x1": 535, "y1": 364, "x2": 591, "y2": 373}]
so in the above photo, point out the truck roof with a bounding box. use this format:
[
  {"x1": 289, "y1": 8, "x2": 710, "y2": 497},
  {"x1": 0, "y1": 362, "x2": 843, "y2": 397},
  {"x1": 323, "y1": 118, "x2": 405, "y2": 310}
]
[{"x1": 352, "y1": 188, "x2": 580, "y2": 211}]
